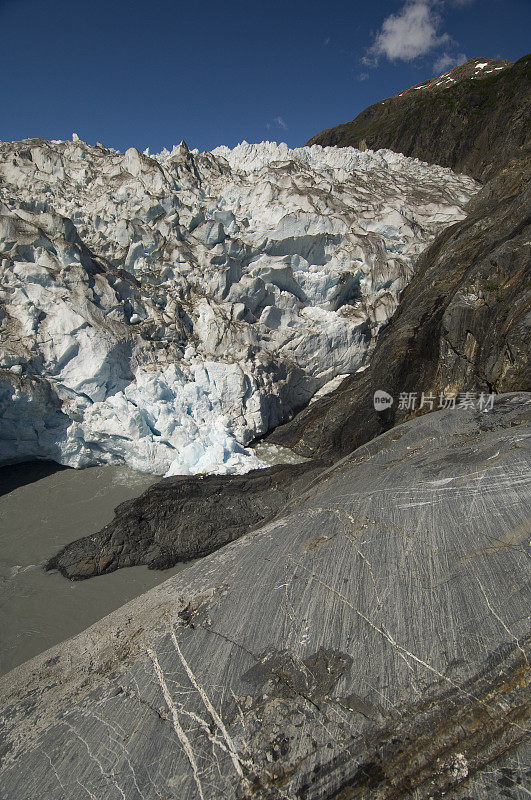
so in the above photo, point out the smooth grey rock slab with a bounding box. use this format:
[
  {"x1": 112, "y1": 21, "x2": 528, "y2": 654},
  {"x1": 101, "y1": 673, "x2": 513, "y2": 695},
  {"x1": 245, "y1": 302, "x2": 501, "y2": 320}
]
[{"x1": 0, "y1": 394, "x2": 529, "y2": 799}]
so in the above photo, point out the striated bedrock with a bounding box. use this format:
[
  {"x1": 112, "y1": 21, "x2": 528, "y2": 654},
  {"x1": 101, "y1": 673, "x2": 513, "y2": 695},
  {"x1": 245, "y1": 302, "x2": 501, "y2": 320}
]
[
  {"x1": 307, "y1": 54, "x2": 531, "y2": 182},
  {"x1": 0, "y1": 137, "x2": 477, "y2": 475},
  {"x1": 47, "y1": 459, "x2": 323, "y2": 578},
  {"x1": 268, "y1": 155, "x2": 531, "y2": 459},
  {"x1": 2, "y1": 394, "x2": 530, "y2": 799}
]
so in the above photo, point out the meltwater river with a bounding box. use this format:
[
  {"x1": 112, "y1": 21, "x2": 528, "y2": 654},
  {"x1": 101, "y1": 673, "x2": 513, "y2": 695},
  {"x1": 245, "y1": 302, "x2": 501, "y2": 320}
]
[
  {"x1": 0, "y1": 462, "x2": 188, "y2": 676},
  {"x1": 0, "y1": 444, "x2": 304, "y2": 676}
]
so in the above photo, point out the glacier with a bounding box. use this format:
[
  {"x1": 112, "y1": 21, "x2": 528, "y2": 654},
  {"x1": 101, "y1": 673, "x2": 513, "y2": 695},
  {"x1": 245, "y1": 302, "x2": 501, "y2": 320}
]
[{"x1": 0, "y1": 137, "x2": 478, "y2": 475}]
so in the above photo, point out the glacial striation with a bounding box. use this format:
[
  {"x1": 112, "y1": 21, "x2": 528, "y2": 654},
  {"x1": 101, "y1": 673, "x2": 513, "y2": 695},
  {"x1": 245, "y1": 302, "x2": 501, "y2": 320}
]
[
  {"x1": 0, "y1": 137, "x2": 477, "y2": 475},
  {"x1": 1, "y1": 394, "x2": 529, "y2": 799}
]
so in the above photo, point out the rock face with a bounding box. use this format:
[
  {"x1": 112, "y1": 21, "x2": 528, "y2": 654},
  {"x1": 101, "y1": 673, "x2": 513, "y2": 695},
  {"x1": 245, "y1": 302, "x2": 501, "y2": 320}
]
[
  {"x1": 268, "y1": 155, "x2": 531, "y2": 459},
  {"x1": 0, "y1": 138, "x2": 477, "y2": 475},
  {"x1": 1, "y1": 395, "x2": 529, "y2": 799},
  {"x1": 47, "y1": 460, "x2": 322, "y2": 578},
  {"x1": 307, "y1": 55, "x2": 531, "y2": 181}
]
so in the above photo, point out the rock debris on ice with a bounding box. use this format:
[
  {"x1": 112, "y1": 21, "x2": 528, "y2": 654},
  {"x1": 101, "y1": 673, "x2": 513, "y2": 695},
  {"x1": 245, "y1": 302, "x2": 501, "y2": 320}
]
[{"x1": 0, "y1": 137, "x2": 478, "y2": 474}]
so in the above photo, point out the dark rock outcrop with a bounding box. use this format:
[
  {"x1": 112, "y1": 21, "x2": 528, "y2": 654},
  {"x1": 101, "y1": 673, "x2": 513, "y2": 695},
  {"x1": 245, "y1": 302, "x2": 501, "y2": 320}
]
[
  {"x1": 268, "y1": 155, "x2": 531, "y2": 458},
  {"x1": 1, "y1": 395, "x2": 529, "y2": 799},
  {"x1": 307, "y1": 55, "x2": 531, "y2": 181},
  {"x1": 47, "y1": 460, "x2": 323, "y2": 579}
]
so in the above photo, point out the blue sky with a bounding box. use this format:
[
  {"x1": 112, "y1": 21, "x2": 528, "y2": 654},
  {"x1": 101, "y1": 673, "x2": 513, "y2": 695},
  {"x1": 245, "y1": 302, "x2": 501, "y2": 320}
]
[{"x1": 1, "y1": 0, "x2": 529, "y2": 153}]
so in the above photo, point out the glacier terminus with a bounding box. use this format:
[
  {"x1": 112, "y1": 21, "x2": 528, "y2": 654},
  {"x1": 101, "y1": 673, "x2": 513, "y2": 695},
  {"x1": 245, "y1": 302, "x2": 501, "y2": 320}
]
[{"x1": 0, "y1": 137, "x2": 478, "y2": 475}]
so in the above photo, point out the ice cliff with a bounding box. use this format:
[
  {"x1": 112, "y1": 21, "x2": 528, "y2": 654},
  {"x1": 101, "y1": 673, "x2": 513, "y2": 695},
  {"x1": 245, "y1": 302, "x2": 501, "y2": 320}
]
[{"x1": 0, "y1": 137, "x2": 478, "y2": 474}]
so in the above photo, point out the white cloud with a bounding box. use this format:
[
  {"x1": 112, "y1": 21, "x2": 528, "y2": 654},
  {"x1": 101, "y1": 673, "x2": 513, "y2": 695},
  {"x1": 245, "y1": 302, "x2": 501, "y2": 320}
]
[
  {"x1": 266, "y1": 116, "x2": 288, "y2": 132},
  {"x1": 433, "y1": 51, "x2": 468, "y2": 73},
  {"x1": 365, "y1": 1, "x2": 450, "y2": 64},
  {"x1": 358, "y1": 72, "x2": 370, "y2": 81}
]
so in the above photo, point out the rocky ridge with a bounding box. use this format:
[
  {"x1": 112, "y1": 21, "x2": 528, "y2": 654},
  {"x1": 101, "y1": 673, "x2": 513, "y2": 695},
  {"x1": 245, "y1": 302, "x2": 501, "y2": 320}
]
[
  {"x1": 307, "y1": 54, "x2": 531, "y2": 181},
  {"x1": 0, "y1": 138, "x2": 476, "y2": 475},
  {"x1": 47, "y1": 459, "x2": 322, "y2": 577}
]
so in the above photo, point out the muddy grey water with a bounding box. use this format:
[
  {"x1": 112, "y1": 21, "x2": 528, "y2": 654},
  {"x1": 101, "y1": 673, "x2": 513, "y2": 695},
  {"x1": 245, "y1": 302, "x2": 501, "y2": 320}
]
[
  {"x1": 0, "y1": 445, "x2": 303, "y2": 676},
  {"x1": 0, "y1": 462, "x2": 190, "y2": 676}
]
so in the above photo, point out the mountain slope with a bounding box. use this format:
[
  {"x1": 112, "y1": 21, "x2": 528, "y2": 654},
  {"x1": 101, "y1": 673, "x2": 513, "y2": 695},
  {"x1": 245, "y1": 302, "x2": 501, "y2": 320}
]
[{"x1": 307, "y1": 54, "x2": 531, "y2": 181}]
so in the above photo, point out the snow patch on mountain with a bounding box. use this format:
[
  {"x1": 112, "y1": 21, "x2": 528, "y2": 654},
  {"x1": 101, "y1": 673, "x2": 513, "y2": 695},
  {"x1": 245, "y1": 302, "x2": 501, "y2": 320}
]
[{"x1": 0, "y1": 137, "x2": 478, "y2": 475}]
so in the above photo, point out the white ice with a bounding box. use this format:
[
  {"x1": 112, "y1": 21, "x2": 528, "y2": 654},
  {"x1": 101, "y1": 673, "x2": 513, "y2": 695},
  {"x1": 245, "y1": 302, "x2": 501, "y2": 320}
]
[{"x1": 0, "y1": 138, "x2": 479, "y2": 475}]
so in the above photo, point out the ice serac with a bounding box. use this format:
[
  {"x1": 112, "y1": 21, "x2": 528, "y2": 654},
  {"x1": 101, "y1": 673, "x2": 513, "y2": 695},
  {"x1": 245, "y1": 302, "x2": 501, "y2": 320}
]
[{"x1": 0, "y1": 138, "x2": 478, "y2": 475}]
